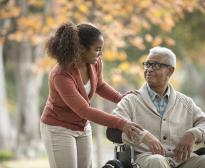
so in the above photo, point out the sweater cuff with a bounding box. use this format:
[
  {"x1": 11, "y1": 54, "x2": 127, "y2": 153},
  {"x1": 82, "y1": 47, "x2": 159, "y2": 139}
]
[
  {"x1": 135, "y1": 129, "x2": 149, "y2": 144},
  {"x1": 117, "y1": 119, "x2": 128, "y2": 131},
  {"x1": 186, "y1": 128, "x2": 205, "y2": 144},
  {"x1": 122, "y1": 129, "x2": 149, "y2": 146}
]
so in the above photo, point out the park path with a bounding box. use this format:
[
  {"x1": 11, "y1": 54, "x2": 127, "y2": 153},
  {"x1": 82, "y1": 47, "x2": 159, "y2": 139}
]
[{"x1": 0, "y1": 141, "x2": 114, "y2": 168}]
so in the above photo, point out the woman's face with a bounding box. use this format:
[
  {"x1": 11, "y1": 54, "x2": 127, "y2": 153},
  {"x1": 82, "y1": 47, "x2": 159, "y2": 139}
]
[{"x1": 82, "y1": 35, "x2": 104, "y2": 64}]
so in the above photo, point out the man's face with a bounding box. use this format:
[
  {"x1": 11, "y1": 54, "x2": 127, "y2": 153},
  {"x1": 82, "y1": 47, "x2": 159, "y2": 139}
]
[{"x1": 143, "y1": 54, "x2": 174, "y2": 88}]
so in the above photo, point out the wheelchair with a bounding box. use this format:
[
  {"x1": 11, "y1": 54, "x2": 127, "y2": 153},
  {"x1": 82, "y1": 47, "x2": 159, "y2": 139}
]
[{"x1": 102, "y1": 128, "x2": 205, "y2": 168}]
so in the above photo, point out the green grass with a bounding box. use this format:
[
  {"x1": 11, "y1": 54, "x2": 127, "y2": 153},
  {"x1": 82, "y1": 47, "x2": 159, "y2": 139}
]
[{"x1": 0, "y1": 151, "x2": 13, "y2": 162}]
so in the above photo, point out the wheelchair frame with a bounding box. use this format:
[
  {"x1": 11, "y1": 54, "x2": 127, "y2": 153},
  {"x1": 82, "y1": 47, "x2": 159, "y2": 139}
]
[
  {"x1": 105, "y1": 128, "x2": 205, "y2": 168},
  {"x1": 106, "y1": 128, "x2": 137, "y2": 168}
]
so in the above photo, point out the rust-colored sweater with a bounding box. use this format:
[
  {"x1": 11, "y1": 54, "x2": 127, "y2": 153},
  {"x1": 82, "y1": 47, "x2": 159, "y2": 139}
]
[{"x1": 41, "y1": 58, "x2": 128, "y2": 131}]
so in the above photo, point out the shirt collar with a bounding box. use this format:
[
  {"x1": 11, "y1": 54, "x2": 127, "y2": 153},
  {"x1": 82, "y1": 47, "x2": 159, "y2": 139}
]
[{"x1": 146, "y1": 83, "x2": 170, "y2": 101}]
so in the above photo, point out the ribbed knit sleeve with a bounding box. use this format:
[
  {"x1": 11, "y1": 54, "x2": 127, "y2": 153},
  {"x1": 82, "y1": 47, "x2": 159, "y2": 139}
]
[
  {"x1": 53, "y1": 74, "x2": 128, "y2": 130},
  {"x1": 185, "y1": 98, "x2": 205, "y2": 143}
]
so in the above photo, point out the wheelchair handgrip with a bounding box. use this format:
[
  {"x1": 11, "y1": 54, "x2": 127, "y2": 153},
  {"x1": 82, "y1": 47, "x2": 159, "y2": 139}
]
[{"x1": 106, "y1": 128, "x2": 123, "y2": 144}]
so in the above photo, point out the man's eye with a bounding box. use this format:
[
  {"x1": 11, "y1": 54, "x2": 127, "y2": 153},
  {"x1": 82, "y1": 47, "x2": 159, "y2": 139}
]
[{"x1": 149, "y1": 63, "x2": 155, "y2": 66}]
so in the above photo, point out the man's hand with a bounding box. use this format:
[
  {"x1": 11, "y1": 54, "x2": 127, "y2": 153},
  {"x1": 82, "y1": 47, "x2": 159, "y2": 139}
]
[
  {"x1": 122, "y1": 122, "x2": 143, "y2": 140},
  {"x1": 142, "y1": 132, "x2": 165, "y2": 155},
  {"x1": 173, "y1": 132, "x2": 195, "y2": 161}
]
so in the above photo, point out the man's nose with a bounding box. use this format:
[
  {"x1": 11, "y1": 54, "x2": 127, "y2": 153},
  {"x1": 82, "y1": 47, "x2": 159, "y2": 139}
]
[{"x1": 146, "y1": 66, "x2": 154, "y2": 71}]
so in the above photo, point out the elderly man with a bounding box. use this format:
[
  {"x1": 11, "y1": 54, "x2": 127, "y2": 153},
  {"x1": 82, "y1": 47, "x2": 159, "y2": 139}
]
[{"x1": 112, "y1": 46, "x2": 205, "y2": 168}]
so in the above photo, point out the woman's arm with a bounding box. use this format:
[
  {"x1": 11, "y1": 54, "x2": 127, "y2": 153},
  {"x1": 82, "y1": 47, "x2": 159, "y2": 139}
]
[{"x1": 53, "y1": 74, "x2": 127, "y2": 130}]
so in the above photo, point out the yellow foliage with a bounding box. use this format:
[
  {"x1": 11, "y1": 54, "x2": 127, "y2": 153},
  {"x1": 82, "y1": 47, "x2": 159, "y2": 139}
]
[
  {"x1": 110, "y1": 73, "x2": 127, "y2": 86},
  {"x1": 36, "y1": 57, "x2": 57, "y2": 72},
  {"x1": 138, "y1": 54, "x2": 148, "y2": 64},
  {"x1": 0, "y1": 0, "x2": 202, "y2": 75},
  {"x1": 27, "y1": 0, "x2": 45, "y2": 7},
  {"x1": 180, "y1": 0, "x2": 198, "y2": 12},
  {"x1": 102, "y1": 22, "x2": 127, "y2": 48},
  {"x1": 108, "y1": 61, "x2": 145, "y2": 87},
  {"x1": 118, "y1": 51, "x2": 127, "y2": 61},
  {"x1": 165, "y1": 37, "x2": 176, "y2": 46},
  {"x1": 104, "y1": 15, "x2": 113, "y2": 23},
  {"x1": 130, "y1": 37, "x2": 145, "y2": 50},
  {"x1": 17, "y1": 15, "x2": 43, "y2": 32},
  {"x1": 118, "y1": 62, "x2": 130, "y2": 71},
  {"x1": 31, "y1": 35, "x2": 45, "y2": 45},
  {"x1": 161, "y1": 14, "x2": 175, "y2": 32},
  {"x1": 73, "y1": 12, "x2": 87, "y2": 22},
  {"x1": 145, "y1": 34, "x2": 153, "y2": 42},
  {"x1": 139, "y1": 0, "x2": 152, "y2": 9},
  {"x1": 170, "y1": 77, "x2": 181, "y2": 90},
  {"x1": 129, "y1": 17, "x2": 142, "y2": 33},
  {"x1": 124, "y1": 3, "x2": 133, "y2": 13},
  {"x1": 9, "y1": 31, "x2": 25, "y2": 42},
  {"x1": 152, "y1": 36, "x2": 162, "y2": 46},
  {"x1": 0, "y1": 5, "x2": 20, "y2": 19},
  {"x1": 146, "y1": 6, "x2": 163, "y2": 25},
  {"x1": 103, "y1": 50, "x2": 127, "y2": 62},
  {"x1": 189, "y1": 48, "x2": 205, "y2": 66},
  {"x1": 129, "y1": 64, "x2": 144, "y2": 77},
  {"x1": 118, "y1": 61, "x2": 143, "y2": 75},
  {"x1": 141, "y1": 20, "x2": 151, "y2": 30},
  {"x1": 79, "y1": 4, "x2": 89, "y2": 13},
  {"x1": 175, "y1": 59, "x2": 183, "y2": 70}
]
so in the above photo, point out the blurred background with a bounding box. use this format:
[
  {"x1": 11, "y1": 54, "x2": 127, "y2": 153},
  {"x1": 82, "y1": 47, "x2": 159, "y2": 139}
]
[{"x1": 0, "y1": 0, "x2": 205, "y2": 167}]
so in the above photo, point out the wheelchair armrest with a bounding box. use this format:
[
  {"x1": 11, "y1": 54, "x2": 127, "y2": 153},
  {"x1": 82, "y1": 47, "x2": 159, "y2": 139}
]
[
  {"x1": 106, "y1": 128, "x2": 123, "y2": 144},
  {"x1": 194, "y1": 147, "x2": 205, "y2": 155}
]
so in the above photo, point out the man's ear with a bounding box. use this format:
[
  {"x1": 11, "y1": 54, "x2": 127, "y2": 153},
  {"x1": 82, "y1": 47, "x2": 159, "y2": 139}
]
[{"x1": 168, "y1": 67, "x2": 174, "y2": 76}]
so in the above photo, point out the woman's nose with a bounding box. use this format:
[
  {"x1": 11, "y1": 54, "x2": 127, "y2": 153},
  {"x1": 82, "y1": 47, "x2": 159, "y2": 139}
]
[{"x1": 97, "y1": 51, "x2": 103, "y2": 56}]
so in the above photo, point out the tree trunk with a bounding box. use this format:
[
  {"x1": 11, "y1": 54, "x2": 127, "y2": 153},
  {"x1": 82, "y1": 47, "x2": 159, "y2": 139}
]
[
  {"x1": 14, "y1": 42, "x2": 43, "y2": 158},
  {"x1": 0, "y1": 44, "x2": 11, "y2": 150}
]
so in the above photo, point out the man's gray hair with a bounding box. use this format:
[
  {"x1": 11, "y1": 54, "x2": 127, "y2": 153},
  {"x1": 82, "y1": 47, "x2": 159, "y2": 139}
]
[{"x1": 148, "y1": 46, "x2": 176, "y2": 68}]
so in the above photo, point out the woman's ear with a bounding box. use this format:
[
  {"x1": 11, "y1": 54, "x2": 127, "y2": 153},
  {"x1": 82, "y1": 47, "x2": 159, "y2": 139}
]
[{"x1": 79, "y1": 44, "x2": 86, "y2": 54}]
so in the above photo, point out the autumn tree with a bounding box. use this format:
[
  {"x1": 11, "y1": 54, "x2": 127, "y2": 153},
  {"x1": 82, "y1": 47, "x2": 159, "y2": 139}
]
[
  {"x1": 0, "y1": 43, "x2": 11, "y2": 150},
  {"x1": 46, "y1": 0, "x2": 203, "y2": 88},
  {"x1": 0, "y1": 0, "x2": 55, "y2": 157},
  {"x1": 172, "y1": 9, "x2": 205, "y2": 106},
  {"x1": 0, "y1": 0, "x2": 15, "y2": 151}
]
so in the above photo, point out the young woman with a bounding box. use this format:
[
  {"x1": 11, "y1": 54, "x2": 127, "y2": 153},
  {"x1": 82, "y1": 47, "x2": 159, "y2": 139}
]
[{"x1": 40, "y1": 22, "x2": 141, "y2": 168}]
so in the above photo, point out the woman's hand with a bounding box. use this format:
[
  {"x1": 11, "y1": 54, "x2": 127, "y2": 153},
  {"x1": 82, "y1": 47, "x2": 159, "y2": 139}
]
[
  {"x1": 122, "y1": 90, "x2": 139, "y2": 98},
  {"x1": 122, "y1": 122, "x2": 143, "y2": 140}
]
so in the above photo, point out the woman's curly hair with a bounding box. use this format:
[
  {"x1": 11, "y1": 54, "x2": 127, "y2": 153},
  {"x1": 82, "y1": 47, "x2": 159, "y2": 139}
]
[
  {"x1": 46, "y1": 22, "x2": 102, "y2": 68},
  {"x1": 46, "y1": 22, "x2": 79, "y2": 68}
]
